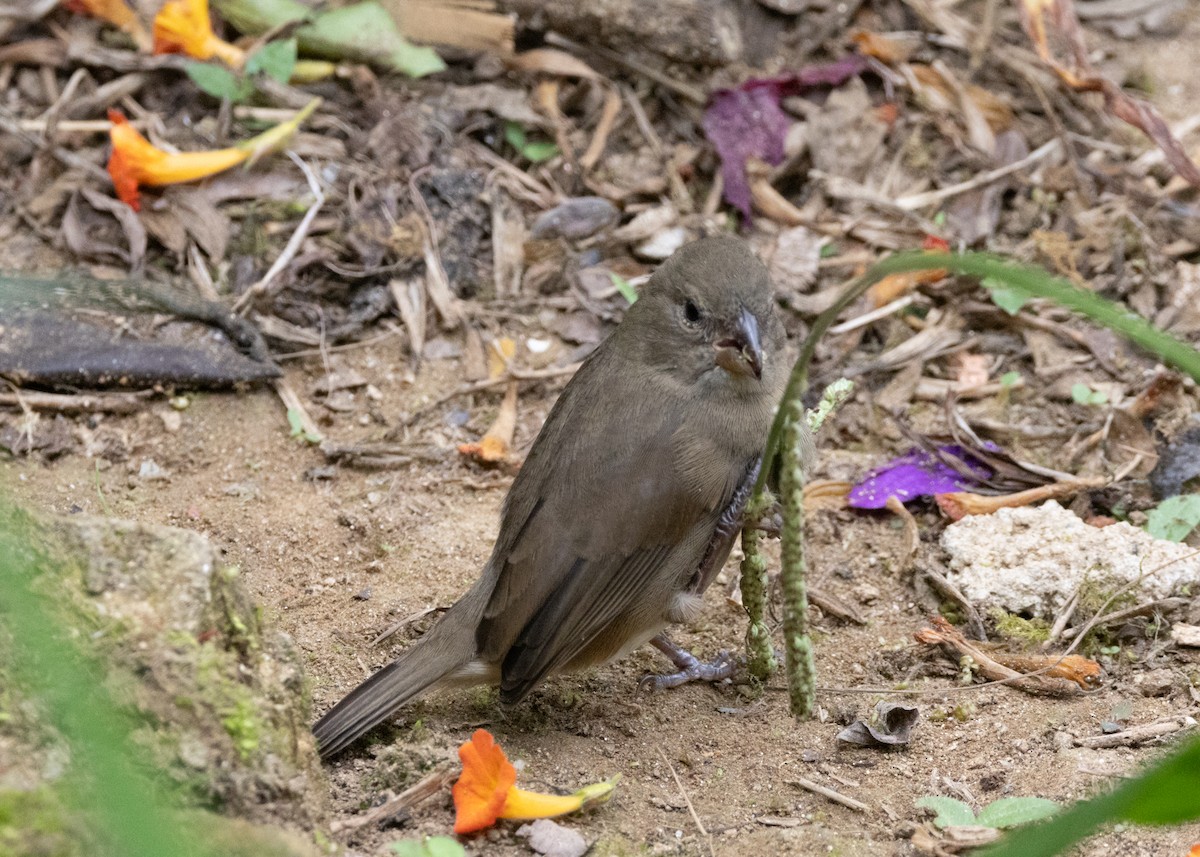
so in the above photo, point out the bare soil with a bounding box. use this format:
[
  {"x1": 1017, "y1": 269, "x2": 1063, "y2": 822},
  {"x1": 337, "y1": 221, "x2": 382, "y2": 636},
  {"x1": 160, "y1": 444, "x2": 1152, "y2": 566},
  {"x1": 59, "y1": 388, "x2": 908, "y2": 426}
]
[
  {"x1": 4, "y1": 336, "x2": 1199, "y2": 856},
  {"x1": 4, "y1": 2, "x2": 1200, "y2": 855}
]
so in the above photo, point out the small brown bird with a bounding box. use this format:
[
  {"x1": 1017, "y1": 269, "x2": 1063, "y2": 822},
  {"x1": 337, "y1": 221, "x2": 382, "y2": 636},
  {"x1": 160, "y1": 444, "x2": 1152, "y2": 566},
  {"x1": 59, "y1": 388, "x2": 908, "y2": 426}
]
[{"x1": 313, "y1": 236, "x2": 790, "y2": 758}]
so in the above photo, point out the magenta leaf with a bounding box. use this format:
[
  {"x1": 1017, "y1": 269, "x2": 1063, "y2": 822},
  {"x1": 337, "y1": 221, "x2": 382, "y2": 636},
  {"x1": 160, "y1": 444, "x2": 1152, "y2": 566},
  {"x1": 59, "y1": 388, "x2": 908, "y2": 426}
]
[{"x1": 702, "y1": 55, "x2": 870, "y2": 221}]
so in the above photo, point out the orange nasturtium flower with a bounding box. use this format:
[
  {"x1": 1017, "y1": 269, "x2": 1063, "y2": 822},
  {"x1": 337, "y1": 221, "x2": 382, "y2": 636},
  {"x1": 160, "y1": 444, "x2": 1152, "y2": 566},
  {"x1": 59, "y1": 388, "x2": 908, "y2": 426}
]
[
  {"x1": 452, "y1": 729, "x2": 618, "y2": 834},
  {"x1": 63, "y1": 0, "x2": 152, "y2": 51},
  {"x1": 153, "y1": 0, "x2": 246, "y2": 68},
  {"x1": 106, "y1": 98, "x2": 319, "y2": 210}
]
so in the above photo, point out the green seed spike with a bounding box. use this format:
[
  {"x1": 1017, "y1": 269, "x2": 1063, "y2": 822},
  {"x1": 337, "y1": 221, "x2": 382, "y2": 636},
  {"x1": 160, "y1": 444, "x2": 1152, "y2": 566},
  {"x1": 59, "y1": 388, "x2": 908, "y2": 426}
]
[{"x1": 780, "y1": 398, "x2": 816, "y2": 717}]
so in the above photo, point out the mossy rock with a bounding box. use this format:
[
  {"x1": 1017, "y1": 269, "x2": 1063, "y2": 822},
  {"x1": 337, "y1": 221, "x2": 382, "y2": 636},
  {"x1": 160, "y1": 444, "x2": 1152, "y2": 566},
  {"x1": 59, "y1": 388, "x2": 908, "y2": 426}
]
[{"x1": 0, "y1": 511, "x2": 329, "y2": 852}]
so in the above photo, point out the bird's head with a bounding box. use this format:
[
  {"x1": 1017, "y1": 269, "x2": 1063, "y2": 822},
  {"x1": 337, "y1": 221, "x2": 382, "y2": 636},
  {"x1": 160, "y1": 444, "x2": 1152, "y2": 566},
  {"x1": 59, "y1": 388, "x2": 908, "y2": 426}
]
[{"x1": 626, "y1": 236, "x2": 784, "y2": 388}]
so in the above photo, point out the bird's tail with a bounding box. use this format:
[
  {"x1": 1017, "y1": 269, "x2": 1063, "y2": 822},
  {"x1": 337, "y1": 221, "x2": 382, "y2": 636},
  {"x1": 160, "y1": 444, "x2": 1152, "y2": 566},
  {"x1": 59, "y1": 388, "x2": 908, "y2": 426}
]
[{"x1": 312, "y1": 623, "x2": 475, "y2": 759}]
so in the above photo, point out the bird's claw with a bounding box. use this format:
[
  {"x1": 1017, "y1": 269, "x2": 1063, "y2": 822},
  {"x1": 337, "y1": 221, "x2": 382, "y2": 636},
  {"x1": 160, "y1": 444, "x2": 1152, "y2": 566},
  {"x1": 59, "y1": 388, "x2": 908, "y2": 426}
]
[{"x1": 638, "y1": 649, "x2": 742, "y2": 693}]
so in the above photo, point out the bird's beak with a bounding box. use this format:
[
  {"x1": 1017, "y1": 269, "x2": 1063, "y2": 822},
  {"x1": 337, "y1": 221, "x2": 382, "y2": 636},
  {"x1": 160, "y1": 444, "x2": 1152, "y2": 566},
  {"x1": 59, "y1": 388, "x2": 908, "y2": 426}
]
[{"x1": 714, "y1": 307, "x2": 763, "y2": 380}]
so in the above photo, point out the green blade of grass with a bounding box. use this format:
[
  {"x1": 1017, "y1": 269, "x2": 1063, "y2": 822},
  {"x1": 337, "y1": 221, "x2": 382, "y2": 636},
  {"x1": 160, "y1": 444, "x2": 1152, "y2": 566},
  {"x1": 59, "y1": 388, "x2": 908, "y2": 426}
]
[
  {"x1": 0, "y1": 506, "x2": 197, "y2": 857},
  {"x1": 755, "y1": 249, "x2": 1200, "y2": 496},
  {"x1": 979, "y1": 735, "x2": 1200, "y2": 856}
]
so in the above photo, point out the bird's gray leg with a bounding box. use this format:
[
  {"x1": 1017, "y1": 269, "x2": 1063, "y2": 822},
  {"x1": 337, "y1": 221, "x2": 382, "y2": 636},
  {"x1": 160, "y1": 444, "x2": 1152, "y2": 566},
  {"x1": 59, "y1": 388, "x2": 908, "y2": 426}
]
[
  {"x1": 640, "y1": 634, "x2": 742, "y2": 691},
  {"x1": 639, "y1": 457, "x2": 762, "y2": 693}
]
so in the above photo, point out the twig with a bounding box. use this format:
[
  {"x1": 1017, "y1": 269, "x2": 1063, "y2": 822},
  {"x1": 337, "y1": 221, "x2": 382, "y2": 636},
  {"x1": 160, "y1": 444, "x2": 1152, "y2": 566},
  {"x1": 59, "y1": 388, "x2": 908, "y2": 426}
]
[
  {"x1": 466, "y1": 140, "x2": 557, "y2": 207},
  {"x1": 233, "y1": 151, "x2": 325, "y2": 313},
  {"x1": 405, "y1": 363, "x2": 582, "y2": 423},
  {"x1": 1074, "y1": 716, "x2": 1196, "y2": 749},
  {"x1": 827, "y1": 294, "x2": 918, "y2": 335},
  {"x1": 792, "y1": 776, "x2": 869, "y2": 813},
  {"x1": 884, "y1": 495, "x2": 919, "y2": 565},
  {"x1": 409, "y1": 165, "x2": 465, "y2": 329},
  {"x1": 370, "y1": 606, "x2": 440, "y2": 646},
  {"x1": 656, "y1": 748, "x2": 713, "y2": 857},
  {"x1": 1043, "y1": 590, "x2": 1080, "y2": 647},
  {"x1": 0, "y1": 389, "x2": 154, "y2": 414},
  {"x1": 892, "y1": 140, "x2": 1062, "y2": 210},
  {"x1": 580, "y1": 85, "x2": 622, "y2": 171},
  {"x1": 329, "y1": 764, "x2": 456, "y2": 833},
  {"x1": 273, "y1": 377, "x2": 323, "y2": 443},
  {"x1": 918, "y1": 561, "x2": 987, "y2": 641},
  {"x1": 545, "y1": 33, "x2": 705, "y2": 104},
  {"x1": 1061, "y1": 597, "x2": 1188, "y2": 641}
]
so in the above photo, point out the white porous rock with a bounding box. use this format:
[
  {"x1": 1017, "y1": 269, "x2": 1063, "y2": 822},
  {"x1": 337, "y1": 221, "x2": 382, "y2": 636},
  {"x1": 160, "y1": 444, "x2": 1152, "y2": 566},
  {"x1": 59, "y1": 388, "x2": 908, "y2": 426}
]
[{"x1": 941, "y1": 501, "x2": 1199, "y2": 616}]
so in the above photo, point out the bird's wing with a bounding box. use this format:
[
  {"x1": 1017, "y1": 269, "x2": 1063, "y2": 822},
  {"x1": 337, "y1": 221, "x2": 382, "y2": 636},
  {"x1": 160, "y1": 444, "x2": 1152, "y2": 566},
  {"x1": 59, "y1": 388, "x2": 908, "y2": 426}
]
[{"x1": 472, "y1": 353, "x2": 746, "y2": 702}]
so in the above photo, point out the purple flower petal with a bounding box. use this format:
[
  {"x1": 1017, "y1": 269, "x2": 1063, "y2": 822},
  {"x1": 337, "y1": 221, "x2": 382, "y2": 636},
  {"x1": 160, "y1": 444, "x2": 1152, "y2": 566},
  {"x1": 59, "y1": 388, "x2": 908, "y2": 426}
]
[
  {"x1": 847, "y1": 445, "x2": 994, "y2": 510},
  {"x1": 702, "y1": 55, "x2": 870, "y2": 222}
]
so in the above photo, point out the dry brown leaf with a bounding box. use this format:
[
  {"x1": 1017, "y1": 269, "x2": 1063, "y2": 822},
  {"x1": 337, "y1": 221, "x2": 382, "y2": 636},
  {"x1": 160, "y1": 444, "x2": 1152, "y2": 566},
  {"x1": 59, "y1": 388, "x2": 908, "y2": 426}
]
[
  {"x1": 867, "y1": 237, "x2": 950, "y2": 305},
  {"x1": 80, "y1": 187, "x2": 148, "y2": 268},
  {"x1": 389, "y1": 277, "x2": 426, "y2": 357},
  {"x1": 849, "y1": 29, "x2": 918, "y2": 64},
  {"x1": 383, "y1": 0, "x2": 514, "y2": 53},
  {"x1": 506, "y1": 48, "x2": 600, "y2": 80},
  {"x1": 953, "y1": 353, "x2": 990, "y2": 388},
  {"x1": 1017, "y1": 0, "x2": 1200, "y2": 186},
  {"x1": 934, "y1": 477, "x2": 1108, "y2": 521}
]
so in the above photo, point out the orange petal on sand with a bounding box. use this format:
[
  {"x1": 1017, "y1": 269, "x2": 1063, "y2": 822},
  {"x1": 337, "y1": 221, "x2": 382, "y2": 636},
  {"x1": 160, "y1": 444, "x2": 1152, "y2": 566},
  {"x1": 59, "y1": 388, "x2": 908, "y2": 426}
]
[
  {"x1": 452, "y1": 729, "x2": 517, "y2": 834},
  {"x1": 152, "y1": 0, "x2": 245, "y2": 67},
  {"x1": 452, "y1": 729, "x2": 619, "y2": 834}
]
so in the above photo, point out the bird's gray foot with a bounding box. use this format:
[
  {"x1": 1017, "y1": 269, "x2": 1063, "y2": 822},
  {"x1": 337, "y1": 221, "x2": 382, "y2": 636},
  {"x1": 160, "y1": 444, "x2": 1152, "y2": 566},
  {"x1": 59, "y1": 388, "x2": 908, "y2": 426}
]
[{"x1": 639, "y1": 634, "x2": 742, "y2": 692}]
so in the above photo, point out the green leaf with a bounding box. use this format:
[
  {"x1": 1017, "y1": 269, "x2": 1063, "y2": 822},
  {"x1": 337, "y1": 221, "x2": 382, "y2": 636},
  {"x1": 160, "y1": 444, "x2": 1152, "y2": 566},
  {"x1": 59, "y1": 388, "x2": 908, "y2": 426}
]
[
  {"x1": 504, "y1": 122, "x2": 527, "y2": 149},
  {"x1": 286, "y1": 408, "x2": 321, "y2": 443},
  {"x1": 999, "y1": 370, "x2": 1021, "y2": 388},
  {"x1": 916, "y1": 796, "x2": 976, "y2": 828},
  {"x1": 609, "y1": 272, "x2": 638, "y2": 305},
  {"x1": 246, "y1": 38, "x2": 297, "y2": 84},
  {"x1": 185, "y1": 61, "x2": 252, "y2": 102},
  {"x1": 522, "y1": 140, "x2": 559, "y2": 162},
  {"x1": 504, "y1": 122, "x2": 558, "y2": 163},
  {"x1": 1070, "y1": 383, "x2": 1108, "y2": 406},
  {"x1": 975, "y1": 797, "x2": 1060, "y2": 829},
  {"x1": 424, "y1": 837, "x2": 466, "y2": 857},
  {"x1": 390, "y1": 837, "x2": 465, "y2": 857},
  {"x1": 212, "y1": 0, "x2": 444, "y2": 77},
  {"x1": 1146, "y1": 494, "x2": 1200, "y2": 542},
  {"x1": 984, "y1": 276, "x2": 1032, "y2": 315},
  {"x1": 979, "y1": 735, "x2": 1200, "y2": 857},
  {"x1": 819, "y1": 242, "x2": 839, "y2": 258}
]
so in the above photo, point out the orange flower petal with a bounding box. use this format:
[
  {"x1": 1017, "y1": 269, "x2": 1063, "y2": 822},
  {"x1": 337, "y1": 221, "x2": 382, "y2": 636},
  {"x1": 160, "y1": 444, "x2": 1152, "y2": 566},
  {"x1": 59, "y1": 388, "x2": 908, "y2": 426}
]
[
  {"x1": 452, "y1": 729, "x2": 516, "y2": 834},
  {"x1": 106, "y1": 109, "x2": 247, "y2": 210},
  {"x1": 152, "y1": 0, "x2": 244, "y2": 67}
]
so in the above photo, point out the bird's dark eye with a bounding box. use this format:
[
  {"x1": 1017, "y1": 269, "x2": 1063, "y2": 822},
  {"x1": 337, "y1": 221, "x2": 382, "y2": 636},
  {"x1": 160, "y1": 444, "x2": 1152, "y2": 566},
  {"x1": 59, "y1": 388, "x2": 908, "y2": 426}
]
[{"x1": 683, "y1": 299, "x2": 702, "y2": 324}]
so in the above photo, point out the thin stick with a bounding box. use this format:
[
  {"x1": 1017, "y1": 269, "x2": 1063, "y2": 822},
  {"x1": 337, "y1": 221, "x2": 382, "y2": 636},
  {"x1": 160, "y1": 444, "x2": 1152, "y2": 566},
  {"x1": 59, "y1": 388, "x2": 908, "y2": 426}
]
[
  {"x1": 580, "y1": 85, "x2": 622, "y2": 171},
  {"x1": 273, "y1": 377, "x2": 323, "y2": 443},
  {"x1": 0, "y1": 389, "x2": 154, "y2": 414},
  {"x1": 330, "y1": 764, "x2": 456, "y2": 833},
  {"x1": 792, "y1": 776, "x2": 869, "y2": 813},
  {"x1": 828, "y1": 294, "x2": 918, "y2": 335},
  {"x1": 233, "y1": 151, "x2": 325, "y2": 313},
  {"x1": 546, "y1": 33, "x2": 705, "y2": 104},
  {"x1": 892, "y1": 140, "x2": 1062, "y2": 210},
  {"x1": 656, "y1": 748, "x2": 713, "y2": 857},
  {"x1": 405, "y1": 363, "x2": 582, "y2": 422}
]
